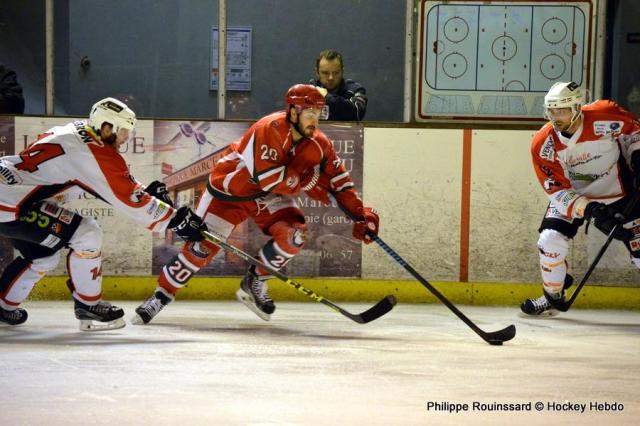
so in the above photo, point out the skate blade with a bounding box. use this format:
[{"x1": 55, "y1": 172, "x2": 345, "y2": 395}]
[
  {"x1": 235, "y1": 289, "x2": 271, "y2": 322},
  {"x1": 130, "y1": 314, "x2": 145, "y2": 325},
  {"x1": 79, "y1": 317, "x2": 126, "y2": 332},
  {"x1": 0, "y1": 322, "x2": 24, "y2": 327},
  {"x1": 517, "y1": 309, "x2": 560, "y2": 319}
]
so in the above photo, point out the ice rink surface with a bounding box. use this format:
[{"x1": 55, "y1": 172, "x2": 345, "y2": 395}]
[{"x1": 2, "y1": 301, "x2": 639, "y2": 425}]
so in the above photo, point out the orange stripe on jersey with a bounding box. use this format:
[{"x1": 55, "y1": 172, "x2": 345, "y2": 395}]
[
  {"x1": 147, "y1": 207, "x2": 174, "y2": 231},
  {"x1": 87, "y1": 143, "x2": 149, "y2": 207},
  {"x1": 0, "y1": 203, "x2": 18, "y2": 212}
]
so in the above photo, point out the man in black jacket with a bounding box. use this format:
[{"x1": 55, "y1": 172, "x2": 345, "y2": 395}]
[
  {"x1": 0, "y1": 65, "x2": 25, "y2": 114},
  {"x1": 309, "y1": 49, "x2": 367, "y2": 121}
]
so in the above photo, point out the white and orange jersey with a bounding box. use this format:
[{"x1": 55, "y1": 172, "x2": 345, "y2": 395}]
[
  {"x1": 0, "y1": 120, "x2": 175, "y2": 230},
  {"x1": 207, "y1": 110, "x2": 364, "y2": 213},
  {"x1": 531, "y1": 100, "x2": 640, "y2": 218}
]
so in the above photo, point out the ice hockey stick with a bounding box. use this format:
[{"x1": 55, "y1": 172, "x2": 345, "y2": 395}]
[{"x1": 202, "y1": 230, "x2": 396, "y2": 324}]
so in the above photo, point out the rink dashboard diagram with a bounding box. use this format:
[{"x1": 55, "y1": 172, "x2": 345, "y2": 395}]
[{"x1": 417, "y1": 1, "x2": 594, "y2": 121}]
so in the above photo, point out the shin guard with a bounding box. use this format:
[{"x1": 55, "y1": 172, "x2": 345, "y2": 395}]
[
  {"x1": 67, "y1": 250, "x2": 103, "y2": 304},
  {"x1": 0, "y1": 257, "x2": 44, "y2": 309},
  {"x1": 255, "y1": 221, "x2": 306, "y2": 278},
  {"x1": 538, "y1": 229, "x2": 570, "y2": 297},
  {"x1": 159, "y1": 240, "x2": 220, "y2": 293}
]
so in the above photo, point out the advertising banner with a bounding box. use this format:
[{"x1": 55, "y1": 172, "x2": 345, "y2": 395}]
[{"x1": 2, "y1": 117, "x2": 365, "y2": 277}]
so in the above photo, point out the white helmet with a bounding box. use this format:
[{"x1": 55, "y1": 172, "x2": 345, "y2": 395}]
[
  {"x1": 89, "y1": 97, "x2": 136, "y2": 133},
  {"x1": 543, "y1": 81, "x2": 583, "y2": 122}
]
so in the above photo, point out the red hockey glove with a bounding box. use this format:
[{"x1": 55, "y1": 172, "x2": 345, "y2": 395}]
[{"x1": 352, "y1": 207, "x2": 379, "y2": 244}]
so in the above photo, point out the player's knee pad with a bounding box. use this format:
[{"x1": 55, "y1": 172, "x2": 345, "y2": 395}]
[
  {"x1": 538, "y1": 229, "x2": 570, "y2": 263},
  {"x1": 68, "y1": 217, "x2": 102, "y2": 258},
  {"x1": 269, "y1": 221, "x2": 307, "y2": 255},
  {"x1": 256, "y1": 221, "x2": 306, "y2": 273},
  {"x1": 30, "y1": 251, "x2": 61, "y2": 273},
  {"x1": 183, "y1": 239, "x2": 220, "y2": 267}
]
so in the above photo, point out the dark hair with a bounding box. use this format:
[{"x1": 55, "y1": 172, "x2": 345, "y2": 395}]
[{"x1": 315, "y1": 49, "x2": 344, "y2": 70}]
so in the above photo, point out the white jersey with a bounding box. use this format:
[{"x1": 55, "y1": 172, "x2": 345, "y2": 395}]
[
  {"x1": 531, "y1": 100, "x2": 640, "y2": 218},
  {"x1": 0, "y1": 120, "x2": 175, "y2": 230}
]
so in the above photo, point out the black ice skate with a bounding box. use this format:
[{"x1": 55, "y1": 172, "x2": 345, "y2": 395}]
[
  {"x1": 0, "y1": 306, "x2": 28, "y2": 325},
  {"x1": 74, "y1": 298, "x2": 125, "y2": 331},
  {"x1": 520, "y1": 275, "x2": 574, "y2": 317},
  {"x1": 131, "y1": 289, "x2": 174, "y2": 325},
  {"x1": 236, "y1": 266, "x2": 276, "y2": 321}
]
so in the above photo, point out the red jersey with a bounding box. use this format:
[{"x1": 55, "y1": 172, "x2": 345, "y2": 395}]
[
  {"x1": 206, "y1": 111, "x2": 363, "y2": 213},
  {"x1": 531, "y1": 100, "x2": 640, "y2": 218}
]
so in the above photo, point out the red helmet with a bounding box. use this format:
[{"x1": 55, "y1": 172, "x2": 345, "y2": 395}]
[{"x1": 285, "y1": 84, "x2": 325, "y2": 109}]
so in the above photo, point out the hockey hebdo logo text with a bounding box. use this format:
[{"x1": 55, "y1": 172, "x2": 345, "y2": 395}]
[{"x1": 425, "y1": 400, "x2": 624, "y2": 413}]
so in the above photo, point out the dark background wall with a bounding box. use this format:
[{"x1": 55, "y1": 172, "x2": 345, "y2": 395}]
[
  {"x1": 1, "y1": 0, "x2": 406, "y2": 120},
  {"x1": 609, "y1": 0, "x2": 640, "y2": 116},
  {"x1": 2, "y1": 1, "x2": 640, "y2": 120},
  {"x1": 0, "y1": 0, "x2": 46, "y2": 114}
]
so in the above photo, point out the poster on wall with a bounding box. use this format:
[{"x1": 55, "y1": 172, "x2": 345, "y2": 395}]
[
  {"x1": 416, "y1": 0, "x2": 593, "y2": 122},
  {"x1": 151, "y1": 120, "x2": 250, "y2": 276},
  {"x1": 151, "y1": 120, "x2": 364, "y2": 278},
  {"x1": 288, "y1": 124, "x2": 364, "y2": 278},
  {"x1": 13, "y1": 117, "x2": 156, "y2": 275},
  {"x1": 210, "y1": 26, "x2": 253, "y2": 91}
]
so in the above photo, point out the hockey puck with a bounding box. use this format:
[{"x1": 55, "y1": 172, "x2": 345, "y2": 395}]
[{"x1": 489, "y1": 341, "x2": 503, "y2": 346}]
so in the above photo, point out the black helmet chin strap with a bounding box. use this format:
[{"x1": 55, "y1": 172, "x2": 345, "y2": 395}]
[{"x1": 288, "y1": 105, "x2": 307, "y2": 138}]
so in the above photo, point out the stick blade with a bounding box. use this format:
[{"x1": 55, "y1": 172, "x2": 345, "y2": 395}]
[
  {"x1": 484, "y1": 324, "x2": 516, "y2": 345},
  {"x1": 350, "y1": 295, "x2": 397, "y2": 324}
]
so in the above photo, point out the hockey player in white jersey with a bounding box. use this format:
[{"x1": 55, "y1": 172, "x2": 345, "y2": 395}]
[
  {"x1": 0, "y1": 97, "x2": 207, "y2": 330},
  {"x1": 522, "y1": 82, "x2": 640, "y2": 316}
]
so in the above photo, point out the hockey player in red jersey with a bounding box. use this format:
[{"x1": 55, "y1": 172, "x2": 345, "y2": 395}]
[
  {"x1": 0, "y1": 98, "x2": 207, "y2": 330},
  {"x1": 521, "y1": 82, "x2": 640, "y2": 316},
  {"x1": 133, "y1": 84, "x2": 379, "y2": 324}
]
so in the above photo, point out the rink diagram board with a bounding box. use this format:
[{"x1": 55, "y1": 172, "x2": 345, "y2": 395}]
[{"x1": 417, "y1": 1, "x2": 594, "y2": 121}]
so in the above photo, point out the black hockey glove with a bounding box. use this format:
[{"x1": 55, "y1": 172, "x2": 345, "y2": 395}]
[
  {"x1": 168, "y1": 206, "x2": 207, "y2": 242},
  {"x1": 145, "y1": 180, "x2": 174, "y2": 207},
  {"x1": 584, "y1": 202, "x2": 632, "y2": 241}
]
